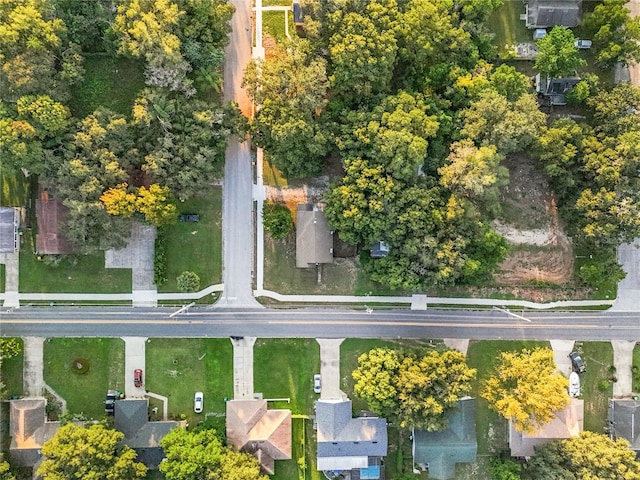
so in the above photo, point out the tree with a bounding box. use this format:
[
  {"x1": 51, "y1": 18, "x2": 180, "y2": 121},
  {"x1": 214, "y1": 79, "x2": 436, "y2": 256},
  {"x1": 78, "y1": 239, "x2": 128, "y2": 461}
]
[
  {"x1": 160, "y1": 427, "x2": 268, "y2": 480},
  {"x1": 352, "y1": 347, "x2": 476, "y2": 430},
  {"x1": 534, "y1": 26, "x2": 585, "y2": 78},
  {"x1": 489, "y1": 64, "x2": 531, "y2": 101},
  {"x1": 0, "y1": 454, "x2": 16, "y2": 480},
  {"x1": 15, "y1": 95, "x2": 70, "y2": 139},
  {"x1": 100, "y1": 183, "x2": 138, "y2": 217},
  {"x1": 37, "y1": 423, "x2": 147, "y2": 479},
  {"x1": 526, "y1": 432, "x2": 640, "y2": 480},
  {"x1": 489, "y1": 457, "x2": 521, "y2": 480},
  {"x1": 481, "y1": 348, "x2": 569, "y2": 433},
  {"x1": 136, "y1": 184, "x2": 177, "y2": 226},
  {"x1": 263, "y1": 203, "x2": 294, "y2": 239},
  {"x1": 176, "y1": 271, "x2": 200, "y2": 292},
  {"x1": 587, "y1": 83, "x2": 640, "y2": 137},
  {"x1": 438, "y1": 139, "x2": 508, "y2": 213},
  {"x1": 0, "y1": 338, "x2": 21, "y2": 360},
  {"x1": 583, "y1": 0, "x2": 640, "y2": 68},
  {"x1": 576, "y1": 187, "x2": 640, "y2": 245},
  {"x1": 460, "y1": 90, "x2": 546, "y2": 155}
]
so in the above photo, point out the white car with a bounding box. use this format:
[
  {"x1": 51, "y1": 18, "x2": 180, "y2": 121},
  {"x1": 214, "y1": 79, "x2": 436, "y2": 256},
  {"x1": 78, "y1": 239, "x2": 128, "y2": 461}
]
[
  {"x1": 569, "y1": 372, "x2": 581, "y2": 397},
  {"x1": 194, "y1": 392, "x2": 203, "y2": 413},
  {"x1": 574, "y1": 39, "x2": 592, "y2": 49},
  {"x1": 313, "y1": 374, "x2": 321, "y2": 394}
]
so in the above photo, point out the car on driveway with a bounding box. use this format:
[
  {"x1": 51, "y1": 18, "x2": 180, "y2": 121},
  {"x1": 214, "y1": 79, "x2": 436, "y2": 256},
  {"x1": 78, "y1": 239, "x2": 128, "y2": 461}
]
[
  {"x1": 313, "y1": 374, "x2": 321, "y2": 394},
  {"x1": 179, "y1": 213, "x2": 200, "y2": 222},
  {"x1": 134, "y1": 369, "x2": 143, "y2": 388},
  {"x1": 569, "y1": 351, "x2": 586, "y2": 374},
  {"x1": 569, "y1": 371, "x2": 581, "y2": 397},
  {"x1": 574, "y1": 39, "x2": 592, "y2": 49},
  {"x1": 194, "y1": 392, "x2": 203, "y2": 413}
]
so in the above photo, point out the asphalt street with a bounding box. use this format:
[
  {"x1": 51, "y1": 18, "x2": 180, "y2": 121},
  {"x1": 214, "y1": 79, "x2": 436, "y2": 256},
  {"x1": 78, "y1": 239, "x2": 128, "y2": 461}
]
[{"x1": 1, "y1": 307, "x2": 639, "y2": 341}]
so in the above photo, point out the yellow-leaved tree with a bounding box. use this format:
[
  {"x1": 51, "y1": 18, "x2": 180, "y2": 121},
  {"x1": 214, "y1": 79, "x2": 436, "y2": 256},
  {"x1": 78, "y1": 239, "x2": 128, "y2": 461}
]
[{"x1": 481, "y1": 347, "x2": 569, "y2": 433}]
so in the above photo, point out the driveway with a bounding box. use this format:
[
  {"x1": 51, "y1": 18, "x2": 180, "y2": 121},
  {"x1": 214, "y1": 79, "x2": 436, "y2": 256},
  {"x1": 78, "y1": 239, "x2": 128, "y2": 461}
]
[
  {"x1": 613, "y1": 240, "x2": 640, "y2": 311},
  {"x1": 317, "y1": 339, "x2": 346, "y2": 400}
]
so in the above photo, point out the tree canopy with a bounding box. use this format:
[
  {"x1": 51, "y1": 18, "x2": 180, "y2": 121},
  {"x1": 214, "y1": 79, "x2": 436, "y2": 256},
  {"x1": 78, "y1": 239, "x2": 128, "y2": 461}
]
[
  {"x1": 534, "y1": 26, "x2": 585, "y2": 78},
  {"x1": 481, "y1": 348, "x2": 569, "y2": 433}
]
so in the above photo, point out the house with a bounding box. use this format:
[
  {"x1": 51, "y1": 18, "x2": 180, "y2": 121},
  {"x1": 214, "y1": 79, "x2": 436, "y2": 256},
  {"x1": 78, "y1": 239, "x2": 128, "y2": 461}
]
[
  {"x1": 9, "y1": 398, "x2": 61, "y2": 469},
  {"x1": 114, "y1": 399, "x2": 181, "y2": 468},
  {"x1": 292, "y1": 1, "x2": 303, "y2": 25},
  {"x1": 0, "y1": 207, "x2": 19, "y2": 253},
  {"x1": 370, "y1": 241, "x2": 389, "y2": 259},
  {"x1": 535, "y1": 73, "x2": 581, "y2": 106},
  {"x1": 296, "y1": 204, "x2": 333, "y2": 268},
  {"x1": 525, "y1": 0, "x2": 582, "y2": 29},
  {"x1": 226, "y1": 399, "x2": 292, "y2": 474},
  {"x1": 316, "y1": 398, "x2": 388, "y2": 479},
  {"x1": 608, "y1": 399, "x2": 640, "y2": 454},
  {"x1": 35, "y1": 189, "x2": 75, "y2": 254},
  {"x1": 509, "y1": 398, "x2": 583, "y2": 457},
  {"x1": 412, "y1": 398, "x2": 477, "y2": 480}
]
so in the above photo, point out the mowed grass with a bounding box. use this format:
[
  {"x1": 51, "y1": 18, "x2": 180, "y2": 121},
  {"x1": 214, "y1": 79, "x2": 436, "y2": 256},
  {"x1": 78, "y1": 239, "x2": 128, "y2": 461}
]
[
  {"x1": 1, "y1": 338, "x2": 24, "y2": 398},
  {"x1": 0, "y1": 264, "x2": 5, "y2": 292},
  {"x1": 576, "y1": 341, "x2": 613, "y2": 433},
  {"x1": 253, "y1": 338, "x2": 320, "y2": 414},
  {"x1": 487, "y1": 0, "x2": 532, "y2": 54},
  {"x1": 44, "y1": 338, "x2": 124, "y2": 419},
  {"x1": 261, "y1": 0, "x2": 295, "y2": 44},
  {"x1": 1, "y1": 169, "x2": 28, "y2": 207},
  {"x1": 159, "y1": 188, "x2": 222, "y2": 293},
  {"x1": 466, "y1": 340, "x2": 550, "y2": 455},
  {"x1": 19, "y1": 251, "x2": 131, "y2": 293},
  {"x1": 69, "y1": 55, "x2": 145, "y2": 118},
  {"x1": 145, "y1": 338, "x2": 233, "y2": 425},
  {"x1": 634, "y1": 344, "x2": 640, "y2": 392},
  {"x1": 272, "y1": 417, "x2": 322, "y2": 480}
]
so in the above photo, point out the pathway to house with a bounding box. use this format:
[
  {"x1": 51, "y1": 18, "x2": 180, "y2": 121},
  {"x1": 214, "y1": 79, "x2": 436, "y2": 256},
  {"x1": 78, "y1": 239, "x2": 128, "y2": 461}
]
[
  {"x1": 1, "y1": 252, "x2": 19, "y2": 308},
  {"x1": 317, "y1": 338, "x2": 346, "y2": 401},
  {"x1": 22, "y1": 337, "x2": 45, "y2": 397},
  {"x1": 231, "y1": 337, "x2": 256, "y2": 399},
  {"x1": 123, "y1": 337, "x2": 147, "y2": 398},
  {"x1": 105, "y1": 221, "x2": 157, "y2": 307},
  {"x1": 551, "y1": 340, "x2": 575, "y2": 377},
  {"x1": 612, "y1": 341, "x2": 636, "y2": 398}
]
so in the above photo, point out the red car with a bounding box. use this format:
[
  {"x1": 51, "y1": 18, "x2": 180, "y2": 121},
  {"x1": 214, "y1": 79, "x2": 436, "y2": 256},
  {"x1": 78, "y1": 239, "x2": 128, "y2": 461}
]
[{"x1": 134, "y1": 369, "x2": 143, "y2": 388}]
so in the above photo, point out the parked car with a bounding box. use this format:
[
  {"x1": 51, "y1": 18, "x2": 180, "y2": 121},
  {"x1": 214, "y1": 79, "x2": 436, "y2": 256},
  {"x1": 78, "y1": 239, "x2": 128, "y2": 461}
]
[
  {"x1": 134, "y1": 369, "x2": 143, "y2": 388},
  {"x1": 569, "y1": 371, "x2": 581, "y2": 397},
  {"x1": 313, "y1": 374, "x2": 321, "y2": 394},
  {"x1": 105, "y1": 390, "x2": 117, "y2": 415},
  {"x1": 194, "y1": 392, "x2": 203, "y2": 413},
  {"x1": 179, "y1": 213, "x2": 200, "y2": 222},
  {"x1": 569, "y1": 351, "x2": 586, "y2": 374},
  {"x1": 574, "y1": 39, "x2": 592, "y2": 49}
]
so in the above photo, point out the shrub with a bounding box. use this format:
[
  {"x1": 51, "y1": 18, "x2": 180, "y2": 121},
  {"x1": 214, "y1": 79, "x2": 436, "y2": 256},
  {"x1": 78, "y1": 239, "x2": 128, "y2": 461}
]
[
  {"x1": 154, "y1": 230, "x2": 167, "y2": 286},
  {"x1": 70, "y1": 357, "x2": 90, "y2": 375},
  {"x1": 263, "y1": 203, "x2": 294, "y2": 239},
  {"x1": 177, "y1": 271, "x2": 200, "y2": 292}
]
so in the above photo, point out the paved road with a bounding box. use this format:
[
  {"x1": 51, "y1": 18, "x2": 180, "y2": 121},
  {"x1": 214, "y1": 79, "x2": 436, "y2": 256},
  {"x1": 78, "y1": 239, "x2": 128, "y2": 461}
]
[
  {"x1": 2, "y1": 307, "x2": 639, "y2": 341},
  {"x1": 219, "y1": 0, "x2": 260, "y2": 308}
]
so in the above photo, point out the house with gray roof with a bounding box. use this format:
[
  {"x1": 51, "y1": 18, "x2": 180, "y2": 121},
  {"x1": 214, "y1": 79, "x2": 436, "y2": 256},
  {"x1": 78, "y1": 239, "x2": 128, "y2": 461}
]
[
  {"x1": 525, "y1": 0, "x2": 582, "y2": 28},
  {"x1": 296, "y1": 204, "x2": 333, "y2": 268},
  {"x1": 608, "y1": 398, "x2": 640, "y2": 454},
  {"x1": 316, "y1": 399, "x2": 387, "y2": 479},
  {"x1": 412, "y1": 398, "x2": 477, "y2": 480},
  {"x1": 114, "y1": 399, "x2": 180, "y2": 468},
  {"x1": 0, "y1": 207, "x2": 19, "y2": 253}
]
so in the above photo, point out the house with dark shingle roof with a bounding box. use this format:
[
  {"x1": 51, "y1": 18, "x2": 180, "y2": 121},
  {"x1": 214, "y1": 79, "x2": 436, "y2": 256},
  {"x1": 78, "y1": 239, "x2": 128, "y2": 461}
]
[
  {"x1": 0, "y1": 207, "x2": 19, "y2": 253},
  {"x1": 525, "y1": 0, "x2": 582, "y2": 28},
  {"x1": 226, "y1": 399, "x2": 292, "y2": 475},
  {"x1": 114, "y1": 399, "x2": 180, "y2": 468},
  {"x1": 296, "y1": 204, "x2": 333, "y2": 268},
  {"x1": 412, "y1": 398, "x2": 477, "y2": 480},
  {"x1": 608, "y1": 398, "x2": 640, "y2": 454},
  {"x1": 316, "y1": 399, "x2": 387, "y2": 479}
]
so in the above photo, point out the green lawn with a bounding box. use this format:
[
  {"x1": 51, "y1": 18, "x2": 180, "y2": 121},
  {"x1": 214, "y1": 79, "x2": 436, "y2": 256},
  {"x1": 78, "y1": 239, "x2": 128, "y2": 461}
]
[
  {"x1": 253, "y1": 338, "x2": 320, "y2": 414},
  {"x1": 576, "y1": 341, "x2": 614, "y2": 433},
  {"x1": 271, "y1": 417, "x2": 322, "y2": 480},
  {"x1": 159, "y1": 188, "x2": 222, "y2": 293},
  {"x1": 633, "y1": 344, "x2": 640, "y2": 392},
  {"x1": 1, "y1": 169, "x2": 28, "y2": 207},
  {"x1": 19, "y1": 251, "x2": 131, "y2": 293},
  {"x1": 0, "y1": 264, "x2": 5, "y2": 292},
  {"x1": 466, "y1": 340, "x2": 550, "y2": 455},
  {"x1": 1, "y1": 338, "x2": 24, "y2": 398},
  {"x1": 487, "y1": 0, "x2": 532, "y2": 55},
  {"x1": 68, "y1": 55, "x2": 146, "y2": 118},
  {"x1": 145, "y1": 338, "x2": 233, "y2": 425},
  {"x1": 44, "y1": 338, "x2": 124, "y2": 419}
]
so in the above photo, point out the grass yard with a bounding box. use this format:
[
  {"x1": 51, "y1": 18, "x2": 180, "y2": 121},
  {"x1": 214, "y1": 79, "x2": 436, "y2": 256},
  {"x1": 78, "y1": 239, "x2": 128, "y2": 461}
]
[
  {"x1": 575, "y1": 341, "x2": 614, "y2": 433},
  {"x1": 44, "y1": 338, "x2": 124, "y2": 419},
  {"x1": 19, "y1": 251, "x2": 131, "y2": 293},
  {"x1": 253, "y1": 338, "x2": 320, "y2": 414},
  {"x1": 271, "y1": 417, "x2": 322, "y2": 480},
  {"x1": 158, "y1": 188, "x2": 222, "y2": 293},
  {"x1": 466, "y1": 340, "x2": 550, "y2": 455},
  {"x1": 1, "y1": 169, "x2": 28, "y2": 207},
  {"x1": 487, "y1": 0, "x2": 532, "y2": 55},
  {"x1": 0, "y1": 264, "x2": 4, "y2": 292},
  {"x1": 145, "y1": 338, "x2": 233, "y2": 425},
  {"x1": 634, "y1": 344, "x2": 640, "y2": 392},
  {"x1": 262, "y1": 0, "x2": 295, "y2": 44},
  {"x1": 1, "y1": 338, "x2": 24, "y2": 398},
  {"x1": 68, "y1": 55, "x2": 146, "y2": 118}
]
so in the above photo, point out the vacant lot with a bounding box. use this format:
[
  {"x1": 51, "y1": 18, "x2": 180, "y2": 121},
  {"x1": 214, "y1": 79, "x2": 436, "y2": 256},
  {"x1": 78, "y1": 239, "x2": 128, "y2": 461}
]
[
  {"x1": 44, "y1": 338, "x2": 125, "y2": 419},
  {"x1": 145, "y1": 338, "x2": 233, "y2": 425},
  {"x1": 487, "y1": 0, "x2": 532, "y2": 55},
  {"x1": 1, "y1": 338, "x2": 24, "y2": 398},
  {"x1": 576, "y1": 341, "x2": 614, "y2": 433}
]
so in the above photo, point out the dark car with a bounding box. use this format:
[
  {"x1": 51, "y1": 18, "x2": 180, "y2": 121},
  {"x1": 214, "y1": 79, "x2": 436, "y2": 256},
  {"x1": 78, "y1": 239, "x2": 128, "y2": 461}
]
[
  {"x1": 134, "y1": 369, "x2": 143, "y2": 387},
  {"x1": 179, "y1": 214, "x2": 200, "y2": 222},
  {"x1": 569, "y1": 352, "x2": 586, "y2": 374},
  {"x1": 105, "y1": 390, "x2": 117, "y2": 415}
]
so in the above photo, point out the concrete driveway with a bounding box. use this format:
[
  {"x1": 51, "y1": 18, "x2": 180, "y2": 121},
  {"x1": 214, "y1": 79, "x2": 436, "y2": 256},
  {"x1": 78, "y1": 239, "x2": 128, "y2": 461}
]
[
  {"x1": 123, "y1": 337, "x2": 147, "y2": 397},
  {"x1": 317, "y1": 339, "x2": 346, "y2": 401},
  {"x1": 613, "y1": 240, "x2": 640, "y2": 311}
]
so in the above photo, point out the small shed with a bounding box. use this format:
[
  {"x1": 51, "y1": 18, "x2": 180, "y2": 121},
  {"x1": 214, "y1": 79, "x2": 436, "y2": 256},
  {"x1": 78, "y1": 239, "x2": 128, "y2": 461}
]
[
  {"x1": 525, "y1": 0, "x2": 582, "y2": 28},
  {"x1": 0, "y1": 207, "x2": 19, "y2": 253},
  {"x1": 296, "y1": 204, "x2": 333, "y2": 268},
  {"x1": 370, "y1": 241, "x2": 390, "y2": 259}
]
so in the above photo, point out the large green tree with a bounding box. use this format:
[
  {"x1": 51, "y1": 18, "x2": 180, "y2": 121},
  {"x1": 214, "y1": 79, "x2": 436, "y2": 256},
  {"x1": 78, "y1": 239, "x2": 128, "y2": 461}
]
[
  {"x1": 534, "y1": 26, "x2": 585, "y2": 78},
  {"x1": 526, "y1": 432, "x2": 640, "y2": 480},
  {"x1": 159, "y1": 428, "x2": 268, "y2": 480},
  {"x1": 481, "y1": 348, "x2": 569, "y2": 434},
  {"x1": 37, "y1": 423, "x2": 147, "y2": 479}
]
